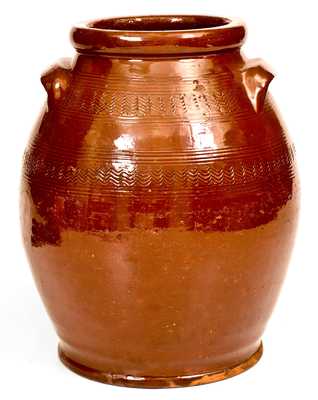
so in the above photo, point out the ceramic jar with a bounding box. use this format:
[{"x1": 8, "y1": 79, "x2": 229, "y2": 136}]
[{"x1": 21, "y1": 15, "x2": 299, "y2": 388}]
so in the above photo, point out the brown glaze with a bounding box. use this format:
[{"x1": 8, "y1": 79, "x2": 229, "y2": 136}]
[{"x1": 21, "y1": 15, "x2": 299, "y2": 388}]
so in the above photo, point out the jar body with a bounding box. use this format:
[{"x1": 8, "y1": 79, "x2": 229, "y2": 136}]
[{"x1": 21, "y1": 49, "x2": 299, "y2": 387}]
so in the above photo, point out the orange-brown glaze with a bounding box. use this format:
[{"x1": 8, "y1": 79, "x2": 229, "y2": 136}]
[{"x1": 21, "y1": 15, "x2": 299, "y2": 387}]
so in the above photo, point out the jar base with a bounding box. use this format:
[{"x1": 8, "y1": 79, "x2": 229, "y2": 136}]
[{"x1": 58, "y1": 343, "x2": 263, "y2": 388}]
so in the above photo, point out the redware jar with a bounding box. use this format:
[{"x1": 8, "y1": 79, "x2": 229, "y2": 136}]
[{"x1": 21, "y1": 15, "x2": 299, "y2": 388}]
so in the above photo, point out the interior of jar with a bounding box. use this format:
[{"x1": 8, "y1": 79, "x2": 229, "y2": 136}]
[{"x1": 89, "y1": 15, "x2": 230, "y2": 32}]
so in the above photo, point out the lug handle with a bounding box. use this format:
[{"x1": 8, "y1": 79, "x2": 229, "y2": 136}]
[
  {"x1": 41, "y1": 58, "x2": 73, "y2": 108},
  {"x1": 242, "y1": 59, "x2": 274, "y2": 113}
]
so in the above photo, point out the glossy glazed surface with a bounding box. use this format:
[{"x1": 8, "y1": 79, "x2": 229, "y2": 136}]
[{"x1": 21, "y1": 15, "x2": 299, "y2": 388}]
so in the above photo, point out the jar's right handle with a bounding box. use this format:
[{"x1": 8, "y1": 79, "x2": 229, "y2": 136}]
[
  {"x1": 41, "y1": 58, "x2": 73, "y2": 108},
  {"x1": 241, "y1": 59, "x2": 274, "y2": 113}
]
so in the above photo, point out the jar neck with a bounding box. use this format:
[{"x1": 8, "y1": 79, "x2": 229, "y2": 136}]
[{"x1": 72, "y1": 50, "x2": 245, "y2": 79}]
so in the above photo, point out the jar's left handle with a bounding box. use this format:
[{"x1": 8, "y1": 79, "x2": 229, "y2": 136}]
[{"x1": 41, "y1": 58, "x2": 73, "y2": 108}]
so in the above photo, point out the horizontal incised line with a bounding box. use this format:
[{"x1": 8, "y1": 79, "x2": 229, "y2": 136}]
[
  {"x1": 57, "y1": 112, "x2": 212, "y2": 124},
  {"x1": 57, "y1": 109, "x2": 254, "y2": 123},
  {"x1": 71, "y1": 80, "x2": 236, "y2": 93},
  {"x1": 29, "y1": 135, "x2": 290, "y2": 164},
  {"x1": 75, "y1": 70, "x2": 234, "y2": 83}
]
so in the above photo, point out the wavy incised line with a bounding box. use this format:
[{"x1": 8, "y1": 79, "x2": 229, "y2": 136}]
[
  {"x1": 24, "y1": 170, "x2": 294, "y2": 198},
  {"x1": 58, "y1": 84, "x2": 251, "y2": 120},
  {"x1": 24, "y1": 148, "x2": 295, "y2": 192}
]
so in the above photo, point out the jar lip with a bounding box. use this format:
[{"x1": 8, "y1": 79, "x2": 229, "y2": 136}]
[{"x1": 71, "y1": 15, "x2": 246, "y2": 56}]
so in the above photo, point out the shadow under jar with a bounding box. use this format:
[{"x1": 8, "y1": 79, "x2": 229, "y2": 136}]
[{"x1": 21, "y1": 15, "x2": 299, "y2": 388}]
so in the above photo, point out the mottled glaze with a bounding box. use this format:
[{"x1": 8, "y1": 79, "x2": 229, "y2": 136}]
[{"x1": 21, "y1": 15, "x2": 299, "y2": 388}]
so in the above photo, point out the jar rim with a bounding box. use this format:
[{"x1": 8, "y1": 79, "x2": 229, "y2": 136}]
[{"x1": 71, "y1": 15, "x2": 246, "y2": 56}]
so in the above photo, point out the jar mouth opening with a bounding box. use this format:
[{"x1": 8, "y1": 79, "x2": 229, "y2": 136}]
[
  {"x1": 88, "y1": 15, "x2": 230, "y2": 32},
  {"x1": 71, "y1": 15, "x2": 246, "y2": 56}
]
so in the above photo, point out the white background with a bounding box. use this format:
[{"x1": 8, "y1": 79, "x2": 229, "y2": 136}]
[{"x1": 0, "y1": 0, "x2": 317, "y2": 399}]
